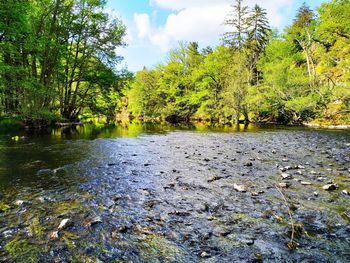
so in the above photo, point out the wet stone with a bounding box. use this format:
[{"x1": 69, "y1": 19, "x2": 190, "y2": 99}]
[
  {"x1": 14, "y1": 200, "x2": 25, "y2": 206},
  {"x1": 49, "y1": 231, "x2": 59, "y2": 240},
  {"x1": 84, "y1": 216, "x2": 102, "y2": 228},
  {"x1": 200, "y1": 251, "x2": 211, "y2": 258},
  {"x1": 279, "y1": 183, "x2": 289, "y2": 188},
  {"x1": 322, "y1": 184, "x2": 338, "y2": 191},
  {"x1": 58, "y1": 218, "x2": 70, "y2": 230},
  {"x1": 301, "y1": 181, "x2": 312, "y2": 186},
  {"x1": 281, "y1": 173, "x2": 292, "y2": 180},
  {"x1": 233, "y1": 183, "x2": 247, "y2": 192},
  {"x1": 117, "y1": 225, "x2": 130, "y2": 233}
]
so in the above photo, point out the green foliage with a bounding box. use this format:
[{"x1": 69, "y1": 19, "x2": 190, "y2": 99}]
[
  {"x1": 0, "y1": 0, "x2": 128, "y2": 125},
  {"x1": 126, "y1": 1, "x2": 349, "y2": 125},
  {"x1": 0, "y1": 0, "x2": 349, "y2": 126}
]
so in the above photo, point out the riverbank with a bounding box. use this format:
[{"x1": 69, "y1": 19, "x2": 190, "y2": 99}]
[
  {"x1": 1, "y1": 114, "x2": 350, "y2": 133},
  {"x1": 303, "y1": 122, "x2": 350, "y2": 130}
]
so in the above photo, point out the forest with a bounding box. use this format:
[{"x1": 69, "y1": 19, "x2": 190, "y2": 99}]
[{"x1": 1, "y1": 0, "x2": 350, "y2": 126}]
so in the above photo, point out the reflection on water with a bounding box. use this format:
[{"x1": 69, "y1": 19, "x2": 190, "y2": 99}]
[
  {"x1": 0, "y1": 122, "x2": 270, "y2": 191},
  {"x1": 0, "y1": 122, "x2": 349, "y2": 262},
  {"x1": 0, "y1": 121, "x2": 346, "y2": 191}
]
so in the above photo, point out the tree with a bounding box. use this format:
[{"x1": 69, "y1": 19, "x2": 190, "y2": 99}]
[
  {"x1": 246, "y1": 4, "x2": 271, "y2": 85},
  {"x1": 58, "y1": 0, "x2": 126, "y2": 121},
  {"x1": 287, "y1": 3, "x2": 317, "y2": 87},
  {"x1": 222, "y1": 51, "x2": 250, "y2": 123},
  {"x1": 127, "y1": 68, "x2": 161, "y2": 118},
  {"x1": 224, "y1": 0, "x2": 250, "y2": 50},
  {"x1": 0, "y1": 0, "x2": 32, "y2": 114},
  {"x1": 192, "y1": 46, "x2": 232, "y2": 120},
  {"x1": 0, "y1": 0, "x2": 127, "y2": 124}
]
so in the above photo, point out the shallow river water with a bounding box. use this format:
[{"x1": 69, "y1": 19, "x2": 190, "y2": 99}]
[{"x1": 0, "y1": 123, "x2": 349, "y2": 262}]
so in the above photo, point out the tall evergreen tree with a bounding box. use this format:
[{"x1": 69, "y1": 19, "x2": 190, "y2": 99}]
[
  {"x1": 246, "y1": 4, "x2": 271, "y2": 85},
  {"x1": 223, "y1": 0, "x2": 250, "y2": 50}
]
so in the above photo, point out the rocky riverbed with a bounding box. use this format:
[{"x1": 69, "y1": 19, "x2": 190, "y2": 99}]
[{"x1": 0, "y1": 124, "x2": 349, "y2": 262}]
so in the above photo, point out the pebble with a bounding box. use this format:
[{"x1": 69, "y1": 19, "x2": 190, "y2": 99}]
[
  {"x1": 58, "y1": 218, "x2": 70, "y2": 230},
  {"x1": 85, "y1": 216, "x2": 102, "y2": 228},
  {"x1": 233, "y1": 183, "x2": 247, "y2": 192},
  {"x1": 313, "y1": 192, "x2": 319, "y2": 197},
  {"x1": 117, "y1": 225, "x2": 130, "y2": 233},
  {"x1": 200, "y1": 251, "x2": 211, "y2": 258},
  {"x1": 245, "y1": 239, "x2": 255, "y2": 245},
  {"x1": 342, "y1": 190, "x2": 349, "y2": 196},
  {"x1": 301, "y1": 181, "x2": 312, "y2": 186},
  {"x1": 317, "y1": 177, "x2": 327, "y2": 182},
  {"x1": 36, "y1": 197, "x2": 45, "y2": 203},
  {"x1": 15, "y1": 200, "x2": 25, "y2": 206},
  {"x1": 49, "y1": 231, "x2": 59, "y2": 240},
  {"x1": 281, "y1": 173, "x2": 292, "y2": 180},
  {"x1": 322, "y1": 184, "x2": 337, "y2": 191},
  {"x1": 279, "y1": 183, "x2": 289, "y2": 188}
]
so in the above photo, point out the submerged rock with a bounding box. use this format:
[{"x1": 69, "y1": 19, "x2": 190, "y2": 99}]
[
  {"x1": 278, "y1": 183, "x2": 289, "y2": 188},
  {"x1": 322, "y1": 184, "x2": 337, "y2": 191},
  {"x1": 281, "y1": 173, "x2": 292, "y2": 180},
  {"x1": 207, "y1": 176, "x2": 223, "y2": 183},
  {"x1": 301, "y1": 181, "x2": 312, "y2": 186},
  {"x1": 36, "y1": 197, "x2": 45, "y2": 203},
  {"x1": 200, "y1": 251, "x2": 211, "y2": 258},
  {"x1": 342, "y1": 190, "x2": 349, "y2": 196},
  {"x1": 58, "y1": 218, "x2": 70, "y2": 230},
  {"x1": 85, "y1": 216, "x2": 102, "y2": 228},
  {"x1": 49, "y1": 231, "x2": 59, "y2": 240},
  {"x1": 233, "y1": 183, "x2": 247, "y2": 192},
  {"x1": 14, "y1": 200, "x2": 25, "y2": 206}
]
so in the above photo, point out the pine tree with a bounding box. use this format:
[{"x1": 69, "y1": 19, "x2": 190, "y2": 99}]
[
  {"x1": 246, "y1": 4, "x2": 271, "y2": 85},
  {"x1": 223, "y1": 0, "x2": 250, "y2": 50}
]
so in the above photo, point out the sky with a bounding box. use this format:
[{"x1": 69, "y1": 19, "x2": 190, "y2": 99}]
[{"x1": 106, "y1": 0, "x2": 325, "y2": 72}]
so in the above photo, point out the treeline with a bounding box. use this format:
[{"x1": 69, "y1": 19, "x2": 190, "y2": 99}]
[
  {"x1": 0, "y1": 0, "x2": 132, "y2": 125},
  {"x1": 1, "y1": 0, "x2": 349, "y2": 127},
  {"x1": 127, "y1": 0, "x2": 350, "y2": 125}
]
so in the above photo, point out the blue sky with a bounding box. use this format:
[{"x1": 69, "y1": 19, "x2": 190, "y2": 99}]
[{"x1": 107, "y1": 0, "x2": 325, "y2": 72}]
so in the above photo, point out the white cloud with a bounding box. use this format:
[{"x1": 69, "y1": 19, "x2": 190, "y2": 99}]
[
  {"x1": 149, "y1": 0, "x2": 229, "y2": 11},
  {"x1": 133, "y1": 0, "x2": 295, "y2": 53},
  {"x1": 134, "y1": 13, "x2": 152, "y2": 39}
]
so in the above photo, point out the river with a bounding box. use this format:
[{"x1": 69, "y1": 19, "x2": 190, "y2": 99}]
[{"x1": 0, "y1": 123, "x2": 349, "y2": 262}]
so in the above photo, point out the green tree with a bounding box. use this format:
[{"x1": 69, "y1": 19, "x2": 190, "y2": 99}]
[
  {"x1": 246, "y1": 4, "x2": 271, "y2": 85},
  {"x1": 0, "y1": 0, "x2": 32, "y2": 114},
  {"x1": 224, "y1": 0, "x2": 250, "y2": 50},
  {"x1": 287, "y1": 3, "x2": 317, "y2": 87}
]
